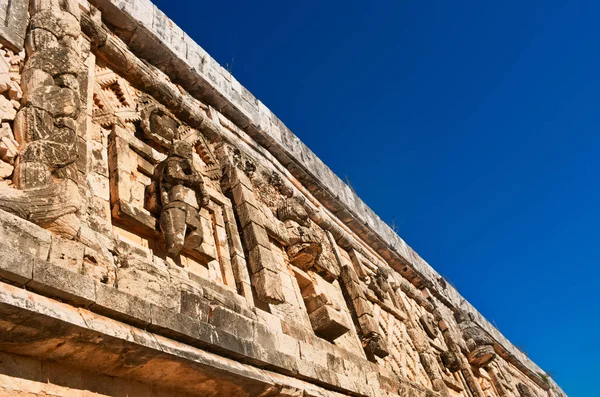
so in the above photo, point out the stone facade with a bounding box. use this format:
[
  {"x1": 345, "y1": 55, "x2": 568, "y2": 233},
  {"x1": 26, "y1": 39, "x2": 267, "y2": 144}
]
[{"x1": 0, "y1": 1, "x2": 565, "y2": 396}]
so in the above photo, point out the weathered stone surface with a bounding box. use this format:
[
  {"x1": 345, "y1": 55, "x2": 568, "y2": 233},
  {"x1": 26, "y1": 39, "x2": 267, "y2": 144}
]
[
  {"x1": 0, "y1": 2, "x2": 564, "y2": 397},
  {"x1": 0, "y1": 242, "x2": 34, "y2": 286},
  {"x1": 180, "y1": 289, "x2": 211, "y2": 322},
  {"x1": 209, "y1": 305, "x2": 254, "y2": 340},
  {"x1": 0, "y1": 0, "x2": 28, "y2": 51},
  {"x1": 0, "y1": 208, "x2": 52, "y2": 260},
  {"x1": 27, "y1": 259, "x2": 96, "y2": 306},
  {"x1": 82, "y1": 2, "x2": 560, "y2": 391},
  {"x1": 116, "y1": 256, "x2": 180, "y2": 310},
  {"x1": 92, "y1": 281, "x2": 152, "y2": 326},
  {"x1": 308, "y1": 305, "x2": 350, "y2": 342},
  {"x1": 0, "y1": 160, "x2": 13, "y2": 178}
]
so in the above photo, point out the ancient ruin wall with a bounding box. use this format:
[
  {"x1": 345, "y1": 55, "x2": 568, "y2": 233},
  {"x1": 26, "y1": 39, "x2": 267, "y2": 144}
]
[{"x1": 0, "y1": 1, "x2": 565, "y2": 396}]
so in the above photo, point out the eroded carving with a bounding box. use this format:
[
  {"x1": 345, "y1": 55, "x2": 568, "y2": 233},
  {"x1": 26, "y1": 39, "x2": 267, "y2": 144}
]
[
  {"x1": 420, "y1": 313, "x2": 439, "y2": 339},
  {"x1": 455, "y1": 310, "x2": 497, "y2": 368},
  {"x1": 0, "y1": 0, "x2": 84, "y2": 238},
  {"x1": 155, "y1": 140, "x2": 209, "y2": 258},
  {"x1": 517, "y1": 383, "x2": 538, "y2": 397},
  {"x1": 339, "y1": 255, "x2": 389, "y2": 359}
]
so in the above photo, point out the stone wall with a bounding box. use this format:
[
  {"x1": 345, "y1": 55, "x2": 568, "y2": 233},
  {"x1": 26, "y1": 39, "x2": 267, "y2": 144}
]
[{"x1": 0, "y1": 1, "x2": 565, "y2": 396}]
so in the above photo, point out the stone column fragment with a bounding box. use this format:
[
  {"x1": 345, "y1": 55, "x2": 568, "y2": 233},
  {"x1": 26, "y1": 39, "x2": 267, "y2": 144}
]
[
  {"x1": 224, "y1": 164, "x2": 284, "y2": 304},
  {"x1": 0, "y1": 0, "x2": 84, "y2": 238},
  {"x1": 339, "y1": 249, "x2": 389, "y2": 359}
]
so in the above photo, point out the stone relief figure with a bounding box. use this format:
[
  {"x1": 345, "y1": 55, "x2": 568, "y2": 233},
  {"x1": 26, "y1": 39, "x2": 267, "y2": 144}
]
[
  {"x1": 154, "y1": 140, "x2": 209, "y2": 257},
  {"x1": 455, "y1": 310, "x2": 497, "y2": 368},
  {"x1": 0, "y1": 0, "x2": 84, "y2": 239}
]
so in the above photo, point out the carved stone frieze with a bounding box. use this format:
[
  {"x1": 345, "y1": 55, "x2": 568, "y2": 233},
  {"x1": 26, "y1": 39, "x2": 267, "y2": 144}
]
[
  {"x1": 92, "y1": 64, "x2": 139, "y2": 127},
  {"x1": 0, "y1": 3, "x2": 562, "y2": 397}
]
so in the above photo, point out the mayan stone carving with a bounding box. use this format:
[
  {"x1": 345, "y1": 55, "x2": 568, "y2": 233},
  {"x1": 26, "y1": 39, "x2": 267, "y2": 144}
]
[
  {"x1": 456, "y1": 310, "x2": 498, "y2": 368},
  {"x1": 154, "y1": 140, "x2": 209, "y2": 257},
  {"x1": 0, "y1": 0, "x2": 85, "y2": 239},
  {"x1": 0, "y1": 1, "x2": 565, "y2": 397}
]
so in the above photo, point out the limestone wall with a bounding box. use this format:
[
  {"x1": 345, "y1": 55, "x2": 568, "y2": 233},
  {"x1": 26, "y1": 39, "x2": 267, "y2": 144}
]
[{"x1": 0, "y1": 1, "x2": 565, "y2": 396}]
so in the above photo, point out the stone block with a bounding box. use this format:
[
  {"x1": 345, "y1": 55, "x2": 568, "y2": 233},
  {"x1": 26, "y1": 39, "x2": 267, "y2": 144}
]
[
  {"x1": 248, "y1": 245, "x2": 277, "y2": 274},
  {"x1": 252, "y1": 321, "x2": 278, "y2": 351},
  {"x1": 112, "y1": 200, "x2": 159, "y2": 233},
  {"x1": 309, "y1": 305, "x2": 350, "y2": 342},
  {"x1": 47, "y1": 236, "x2": 85, "y2": 272},
  {"x1": 27, "y1": 259, "x2": 95, "y2": 306},
  {"x1": 299, "y1": 340, "x2": 328, "y2": 368},
  {"x1": 351, "y1": 296, "x2": 371, "y2": 319},
  {"x1": 87, "y1": 172, "x2": 110, "y2": 201},
  {"x1": 92, "y1": 282, "x2": 152, "y2": 327},
  {"x1": 208, "y1": 305, "x2": 254, "y2": 340},
  {"x1": 252, "y1": 268, "x2": 285, "y2": 305},
  {"x1": 357, "y1": 313, "x2": 378, "y2": 334},
  {"x1": 281, "y1": 320, "x2": 312, "y2": 343},
  {"x1": 0, "y1": 136, "x2": 18, "y2": 164},
  {"x1": 210, "y1": 326, "x2": 256, "y2": 359},
  {"x1": 275, "y1": 332, "x2": 300, "y2": 358},
  {"x1": 232, "y1": 182, "x2": 257, "y2": 207},
  {"x1": 0, "y1": 243, "x2": 34, "y2": 286},
  {"x1": 180, "y1": 289, "x2": 210, "y2": 322},
  {"x1": 236, "y1": 201, "x2": 264, "y2": 228},
  {"x1": 186, "y1": 271, "x2": 249, "y2": 314},
  {"x1": 0, "y1": 209, "x2": 52, "y2": 261},
  {"x1": 242, "y1": 222, "x2": 270, "y2": 251},
  {"x1": 0, "y1": 161, "x2": 13, "y2": 178},
  {"x1": 116, "y1": 256, "x2": 180, "y2": 311},
  {"x1": 249, "y1": 344, "x2": 298, "y2": 376},
  {"x1": 149, "y1": 303, "x2": 214, "y2": 346}
]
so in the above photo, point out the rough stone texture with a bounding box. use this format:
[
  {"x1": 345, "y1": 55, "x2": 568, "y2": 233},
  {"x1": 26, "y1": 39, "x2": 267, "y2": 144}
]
[
  {"x1": 82, "y1": 2, "x2": 562, "y2": 392},
  {"x1": 0, "y1": 1, "x2": 566, "y2": 397},
  {"x1": 0, "y1": 0, "x2": 28, "y2": 52}
]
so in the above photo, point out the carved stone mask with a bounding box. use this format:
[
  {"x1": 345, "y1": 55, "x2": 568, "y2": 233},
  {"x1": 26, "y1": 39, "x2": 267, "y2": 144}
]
[
  {"x1": 278, "y1": 198, "x2": 310, "y2": 227},
  {"x1": 150, "y1": 109, "x2": 179, "y2": 142},
  {"x1": 171, "y1": 140, "x2": 193, "y2": 159}
]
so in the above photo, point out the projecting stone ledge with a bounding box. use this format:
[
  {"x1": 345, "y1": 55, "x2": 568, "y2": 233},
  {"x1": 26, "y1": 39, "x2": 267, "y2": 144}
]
[
  {"x1": 0, "y1": 208, "x2": 435, "y2": 397},
  {"x1": 0, "y1": 281, "x2": 434, "y2": 397}
]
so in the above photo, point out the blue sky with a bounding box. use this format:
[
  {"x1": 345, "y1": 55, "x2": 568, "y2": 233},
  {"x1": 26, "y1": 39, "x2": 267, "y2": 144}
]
[{"x1": 154, "y1": 1, "x2": 598, "y2": 394}]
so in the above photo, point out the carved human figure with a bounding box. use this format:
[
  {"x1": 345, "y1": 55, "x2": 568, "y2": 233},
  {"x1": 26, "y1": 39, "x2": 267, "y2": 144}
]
[{"x1": 155, "y1": 140, "x2": 208, "y2": 257}]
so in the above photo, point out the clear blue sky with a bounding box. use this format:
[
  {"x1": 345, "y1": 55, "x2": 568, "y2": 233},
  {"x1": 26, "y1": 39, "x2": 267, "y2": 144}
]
[{"x1": 154, "y1": 1, "x2": 597, "y2": 394}]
